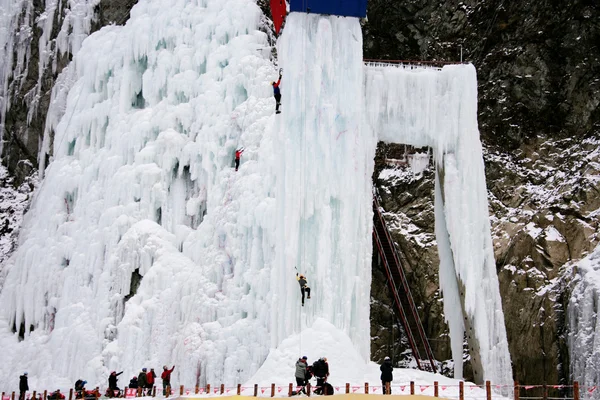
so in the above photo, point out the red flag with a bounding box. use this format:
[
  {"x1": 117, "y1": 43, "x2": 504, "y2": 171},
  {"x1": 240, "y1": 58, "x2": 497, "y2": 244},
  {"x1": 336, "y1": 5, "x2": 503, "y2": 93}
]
[
  {"x1": 588, "y1": 387, "x2": 597, "y2": 394},
  {"x1": 261, "y1": 388, "x2": 266, "y2": 394},
  {"x1": 524, "y1": 386, "x2": 535, "y2": 390},
  {"x1": 441, "y1": 386, "x2": 447, "y2": 391},
  {"x1": 400, "y1": 386, "x2": 406, "y2": 392},
  {"x1": 420, "y1": 386, "x2": 429, "y2": 392},
  {"x1": 277, "y1": 387, "x2": 282, "y2": 393},
  {"x1": 352, "y1": 386, "x2": 359, "y2": 393},
  {"x1": 335, "y1": 387, "x2": 340, "y2": 392},
  {"x1": 269, "y1": 0, "x2": 287, "y2": 35}
]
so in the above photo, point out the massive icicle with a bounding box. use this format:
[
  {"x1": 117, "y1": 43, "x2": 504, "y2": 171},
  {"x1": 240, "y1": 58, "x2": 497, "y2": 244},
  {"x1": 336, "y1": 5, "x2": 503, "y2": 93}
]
[
  {"x1": 364, "y1": 64, "x2": 512, "y2": 385},
  {"x1": 274, "y1": 13, "x2": 375, "y2": 359}
]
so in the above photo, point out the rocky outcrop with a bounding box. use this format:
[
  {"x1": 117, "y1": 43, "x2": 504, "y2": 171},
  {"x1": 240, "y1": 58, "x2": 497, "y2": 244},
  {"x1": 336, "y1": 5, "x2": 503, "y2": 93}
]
[
  {"x1": 372, "y1": 136, "x2": 600, "y2": 384},
  {"x1": 365, "y1": 0, "x2": 599, "y2": 385}
]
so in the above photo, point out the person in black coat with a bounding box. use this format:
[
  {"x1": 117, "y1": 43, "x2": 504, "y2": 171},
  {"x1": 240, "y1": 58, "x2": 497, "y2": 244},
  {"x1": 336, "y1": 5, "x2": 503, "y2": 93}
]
[
  {"x1": 380, "y1": 357, "x2": 393, "y2": 394},
  {"x1": 19, "y1": 372, "x2": 29, "y2": 400},
  {"x1": 108, "y1": 371, "x2": 123, "y2": 390}
]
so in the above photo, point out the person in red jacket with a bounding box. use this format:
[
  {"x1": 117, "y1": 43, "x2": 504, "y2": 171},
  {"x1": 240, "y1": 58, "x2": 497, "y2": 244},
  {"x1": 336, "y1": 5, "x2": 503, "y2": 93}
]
[
  {"x1": 272, "y1": 70, "x2": 282, "y2": 114},
  {"x1": 146, "y1": 368, "x2": 156, "y2": 394},
  {"x1": 161, "y1": 365, "x2": 175, "y2": 396},
  {"x1": 235, "y1": 148, "x2": 244, "y2": 171}
]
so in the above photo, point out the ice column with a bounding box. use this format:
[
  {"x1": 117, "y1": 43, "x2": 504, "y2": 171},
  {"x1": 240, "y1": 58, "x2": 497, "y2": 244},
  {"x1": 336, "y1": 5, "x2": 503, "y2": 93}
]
[
  {"x1": 364, "y1": 64, "x2": 512, "y2": 384},
  {"x1": 273, "y1": 13, "x2": 376, "y2": 360}
]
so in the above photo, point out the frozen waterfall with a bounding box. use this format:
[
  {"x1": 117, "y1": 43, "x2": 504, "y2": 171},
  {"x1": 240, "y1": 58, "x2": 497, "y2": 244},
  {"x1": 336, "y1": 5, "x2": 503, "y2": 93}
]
[{"x1": 0, "y1": 0, "x2": 512, "y2": 391}]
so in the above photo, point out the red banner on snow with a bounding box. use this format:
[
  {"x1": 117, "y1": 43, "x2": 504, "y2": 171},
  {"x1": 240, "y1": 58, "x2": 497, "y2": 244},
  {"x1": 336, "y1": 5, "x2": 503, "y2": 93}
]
[
  {"x1": 124, "y1": 389, "x2": 136, "y2": 398},
  {"x1": 269, "y1": 0, "x2": 287, "y2": 35}
]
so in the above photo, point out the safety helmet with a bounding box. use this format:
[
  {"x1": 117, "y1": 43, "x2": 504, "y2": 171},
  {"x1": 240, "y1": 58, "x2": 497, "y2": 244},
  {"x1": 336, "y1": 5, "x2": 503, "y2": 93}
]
[
  {"x1": 142, "y1": 368, "x2": 147, "y2": 372},
  {"x1": 384, "y1": 356, "x2": 390, "y2": 360},
  {"x1": 83, "y1": 381, "x2": 87, "y2": 385},
  {"x1": 302, "y1": 356, "x2": 307, "y2": 360},
  {"x1": 24, "y1": 372, "x2": 28, "y2": 375},
  {"x1": 271, "y1": 82, "x2": 276, "y2": 85}
]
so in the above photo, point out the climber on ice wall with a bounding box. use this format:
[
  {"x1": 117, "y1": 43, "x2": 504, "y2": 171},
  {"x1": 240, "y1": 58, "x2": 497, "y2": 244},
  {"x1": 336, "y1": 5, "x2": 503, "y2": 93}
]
[
  {"x1": 272, "y1": 69, "x2": 282, "y2": 114},
  {"x1": 235, "y1": 148, "x2": 244, "y2": 171},
  {"x1": 296, "y1": 272, "x2": 311, "y2": 306}
]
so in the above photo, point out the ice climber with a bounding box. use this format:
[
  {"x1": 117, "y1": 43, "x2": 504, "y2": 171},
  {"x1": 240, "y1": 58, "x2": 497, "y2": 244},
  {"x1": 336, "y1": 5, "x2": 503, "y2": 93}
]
[
  {"x1": 311, "y1": 357, "x2": 329, "y2": 395},
  {"x1": 272, "y1": 70, "x2": 282, "y2": 114},
  {"x1": 146, "y1": 368, "x2": 156, "y2": 392},
  {"x1": 295, "y1": 356, "x2": 309, "y2": 394},
  {"x1": 161, "y1": 365, "x2": 175, "y2": 396},
  {"x1": 380, "y1": 356, "x2": 393, "y2": 394},
  {"x1": 19, "y1": 372, "x2": 29, "y2": 400},
  {"x1": 235, "y1": 148, "x2": 244, "y2": 171},
  {"x1": 296, "y1": 273, "x2": 311, "y2": 306}
]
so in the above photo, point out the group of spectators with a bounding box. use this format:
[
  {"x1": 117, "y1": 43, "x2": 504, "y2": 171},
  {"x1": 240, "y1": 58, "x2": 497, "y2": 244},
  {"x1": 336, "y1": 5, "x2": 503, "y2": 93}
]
[
  {"x1": 17, "y1": 366, "x2": 176, "y2": 399},
  {"x1": 107, "y1": 366, "x2": 175, "y2": 397}
]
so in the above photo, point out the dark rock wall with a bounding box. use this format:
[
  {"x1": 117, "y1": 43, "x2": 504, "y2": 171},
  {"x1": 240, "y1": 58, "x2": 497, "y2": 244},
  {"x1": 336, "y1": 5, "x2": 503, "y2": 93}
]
[{"x1": 366, "y1": 0, "x2": 599, "y2": 385}]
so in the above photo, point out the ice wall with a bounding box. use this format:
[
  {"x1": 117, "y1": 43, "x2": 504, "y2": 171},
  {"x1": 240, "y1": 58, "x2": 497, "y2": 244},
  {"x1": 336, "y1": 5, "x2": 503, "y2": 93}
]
[
  {"x1": 0, "y1": 2, "x2": 375, "y2": 390},
  {"x1": 568, "y1": 244, "x2": 600, "y2": 396},
  {"x1": 0, "y1": 0, "x2": 281, "y2": 389},
  {"x1": 364, "y1": 64, "x2": 512, "y2": 385},
  {"x1": 274, "y1": 13, "x2": 375, "y2": 358}
]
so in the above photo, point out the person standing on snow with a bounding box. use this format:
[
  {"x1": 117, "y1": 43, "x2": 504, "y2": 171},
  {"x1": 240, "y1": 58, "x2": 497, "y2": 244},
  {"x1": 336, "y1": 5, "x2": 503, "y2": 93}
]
[
  {"x1": 108, "y1": 371, "x2": 123, "y2": 392},
  {"x1": 296, "y1": 273, "x2": 311, "y2": 306},
  {"x1": 272, "y1": 70, "x2": 282, "y2": 114},
  {"x1": 19, "y1": 372, "x2": 29, "y2": 400},
  {"x1": 161, "y1": 365, "x2": 175, "y2": 396},
  {"x1": 380, "y1": 356, "x2": 393, "y2": 394},
  {"x1": 295, "y1": 356, "x2": 309, "y2": 394},
  {"x1": 312, "y1": 357, "x2": 329, "y2": 395},
  {"x1": 235, "y1": 148, "x2": 244, "y2": 171},
  {"x1": 137, "y1": 368, "x2": 148, "y2": 395},
  {"x1": 146, "y1": 368, "x2": 156, "y2": 394}
]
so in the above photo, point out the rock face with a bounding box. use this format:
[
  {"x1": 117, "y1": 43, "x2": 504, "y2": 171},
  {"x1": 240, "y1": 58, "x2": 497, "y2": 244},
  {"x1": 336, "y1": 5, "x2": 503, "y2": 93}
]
[{"x1": 364, "y1": 0, "x2": 600, "y2": 385}]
